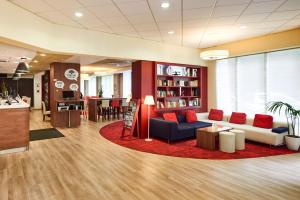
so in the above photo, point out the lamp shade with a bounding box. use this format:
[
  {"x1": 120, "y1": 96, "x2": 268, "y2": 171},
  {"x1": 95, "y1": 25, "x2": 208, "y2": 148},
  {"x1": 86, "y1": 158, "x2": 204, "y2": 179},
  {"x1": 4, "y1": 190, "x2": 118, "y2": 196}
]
[
  {"x1": 12, "y1": 73, "x2": 21, "y2": 80},
  {"x1": 200, "y1": 50, "x2": 229, "y2": 60},
  {"x1": 15, "y1": 62, "x2": 29, "y2": 74},
  {"x1": 144, "y1": 95, "x2": 155, "y2": 105}
]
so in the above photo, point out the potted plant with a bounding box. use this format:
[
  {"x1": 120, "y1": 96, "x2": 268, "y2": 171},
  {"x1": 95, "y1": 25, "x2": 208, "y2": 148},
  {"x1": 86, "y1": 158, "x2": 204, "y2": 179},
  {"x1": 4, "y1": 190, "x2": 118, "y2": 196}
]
[
  {"x1": 98, "y1": 88, "x2": 103, "y2": 98},
  {"x1": 267, "y1": 101, "x2": 300, "y2": 151}
]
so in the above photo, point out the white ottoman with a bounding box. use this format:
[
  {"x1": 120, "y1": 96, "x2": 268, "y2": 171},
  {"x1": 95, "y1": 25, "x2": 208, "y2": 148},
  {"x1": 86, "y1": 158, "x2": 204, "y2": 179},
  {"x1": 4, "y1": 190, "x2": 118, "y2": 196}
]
[
  {"x1": 230, "y1": 129, "x2": 245, "y2": 150},
  {"x1": 219, "y1": 131, "x2": 235, "y2": 153}
]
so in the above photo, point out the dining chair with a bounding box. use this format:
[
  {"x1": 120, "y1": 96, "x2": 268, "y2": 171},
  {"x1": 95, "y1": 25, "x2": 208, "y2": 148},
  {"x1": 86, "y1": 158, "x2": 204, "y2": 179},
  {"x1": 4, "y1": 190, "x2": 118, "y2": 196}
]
[
  {"x1": 42, "y1": 101, "x2": 51, "y2": 121},
  {"x1": 101, "y1": 100, "x2": 111, "y2": 121},
  {"x1": 111, "y1": 99, "x2": 120, "y2": 119}
]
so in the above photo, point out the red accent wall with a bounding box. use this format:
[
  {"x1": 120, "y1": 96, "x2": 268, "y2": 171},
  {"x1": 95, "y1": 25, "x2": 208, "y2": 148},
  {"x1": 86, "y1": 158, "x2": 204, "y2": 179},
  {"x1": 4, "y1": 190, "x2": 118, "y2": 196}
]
[{"x1": 132, "y1": 60, "x2": 208, "y2": 139}]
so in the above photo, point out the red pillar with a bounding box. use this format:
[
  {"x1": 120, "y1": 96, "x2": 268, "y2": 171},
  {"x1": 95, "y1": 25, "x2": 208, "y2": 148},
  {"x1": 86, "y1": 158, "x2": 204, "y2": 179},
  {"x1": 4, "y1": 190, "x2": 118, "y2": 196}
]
[{"x1": 132, "y1": 61, "x2": 155, "y2": 138}]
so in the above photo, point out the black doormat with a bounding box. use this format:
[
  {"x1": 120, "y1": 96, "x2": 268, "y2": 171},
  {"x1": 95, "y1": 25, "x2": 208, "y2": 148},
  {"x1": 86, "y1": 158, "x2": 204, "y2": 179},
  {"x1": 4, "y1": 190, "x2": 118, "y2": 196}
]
[{"x1": 30, "y1": 128, "x2": 65, "y2": 141}]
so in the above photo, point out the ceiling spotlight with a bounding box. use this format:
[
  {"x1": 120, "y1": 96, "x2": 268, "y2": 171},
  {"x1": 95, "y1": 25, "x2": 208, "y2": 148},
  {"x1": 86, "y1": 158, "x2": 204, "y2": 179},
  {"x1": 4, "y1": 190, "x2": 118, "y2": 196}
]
[
  {"x1": 168, "y1": 30, "x2": 174, "y2": 34},
  {"x1": 75, "y1": 12, "x2": 83, "y2": 18},
  {"x1": 161, "y1": 2, "x2": 170, "y2": 8},
  {"x1": 40, "y1": 53, "x2": 46, "y2": 57},
  {"x1": 33, "y1": 60, "x2": 39, "y2": 63},
  {"x1": 239, "y1": 25, "x2": 247, "y2": 29}
]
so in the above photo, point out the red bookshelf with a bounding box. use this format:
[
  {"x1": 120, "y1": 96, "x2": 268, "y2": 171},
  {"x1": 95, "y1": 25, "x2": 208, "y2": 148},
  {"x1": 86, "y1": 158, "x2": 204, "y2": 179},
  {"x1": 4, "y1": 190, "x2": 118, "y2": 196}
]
[{"x1": 154, "y1": 62, "x2": 204, "y2": 111}]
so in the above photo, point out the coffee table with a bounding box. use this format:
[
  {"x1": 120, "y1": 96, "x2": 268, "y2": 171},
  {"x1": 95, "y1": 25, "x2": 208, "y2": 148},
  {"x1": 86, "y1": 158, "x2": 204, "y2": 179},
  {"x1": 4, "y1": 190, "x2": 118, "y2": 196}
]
[{"x1": 196, "y1": 125, "x2": 232, "y2": 150}]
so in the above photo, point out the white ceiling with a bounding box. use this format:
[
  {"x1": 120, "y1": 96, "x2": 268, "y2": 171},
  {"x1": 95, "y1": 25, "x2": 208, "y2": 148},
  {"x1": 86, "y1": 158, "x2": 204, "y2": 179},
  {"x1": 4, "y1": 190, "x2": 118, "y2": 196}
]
[
  {"x1": 8, "y1": 0, "x2": 300, "y2": 48},
  {"x1": 0, "y1": 44, "x2": 36, "y2": 74}
]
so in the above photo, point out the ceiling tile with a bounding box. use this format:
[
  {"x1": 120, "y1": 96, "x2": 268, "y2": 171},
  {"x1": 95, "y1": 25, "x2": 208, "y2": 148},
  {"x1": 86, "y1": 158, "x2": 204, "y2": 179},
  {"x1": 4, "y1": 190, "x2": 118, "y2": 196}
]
[
  {"x1": 101, "y1": 16, "x2": 130, "y2": 26},
  {"x1": 133, "y1": 23, "x2": 158, "y2": 31},
  {"x1": 278, "y1": 0, "x2": 300, "y2": 11},
  {"x1": 38, "y1": 11, "x2": 82, "y2": 27},
  {"x1": 76, "y1": 16, "x2": 106, "y2": 28},
  {"x1": 44, "y1": 0, "x2": 82, "y2": 10},
  {"x1": 236, "y1": 13, "x2": 270, "y2": 23},
  {"x1": 111, "y1": 24, "x2": 136, "y2": 33},
  {"x1": 216, "y1": 0, "x2": 251, "y2": 6},
  {"x1": 183, "y1": 8, "x2": 212, "y2": 20},
  {"x1": 89, "y1": 26, "x2": 113, "y2": 33},
  {"x1": 153, "y1": 10, "x2": 181, "y2": 22},
  {"x1": 183, "y1": 18, "x2": 208, "y2": 28},
  {"x1": 127, "y1": 13, "x2": 155, "y2": 24},
  {"x1": 117, "y1": 1, "x2": 151, "y2": 15},
  {"x1": 209, "y1": 16, "x2": 239, "y2": 26},
  {"x1": 60, "y1": 7, "x2": 96, "y2": 20},
  {"x1": 266, "y1": 10, "x2": 300, "y2": 21},
  {"x1": 213, "y1": 4, "x2": 248, "y2": 17},
  {"x1": 78, "y1": 0, "x2": 113, "y2": 6},
  {"x1": 139, "y1": 31, "x2": 161, "y2": 37},
  {"x1": 258, "y1": 20, "x2": 288, "y2": 29},
  {"x1": 157, "y1": 22, "x2": 181, "y2": 31},
  {"x1": 88, "y1": 5, "x2": 123, "y2": 18},
  {"x1": 148, "y1": 0, "x2": 181, "y2": 11},
  {"x1": 183, "y1": 0, "x2": 215, "y2": 9},
  {"x1": 11, "y1": 0, "x2": 54, "y2": 13},
  {"x1": 244, "y1": 1, "x2": 285, "y2": 14}
]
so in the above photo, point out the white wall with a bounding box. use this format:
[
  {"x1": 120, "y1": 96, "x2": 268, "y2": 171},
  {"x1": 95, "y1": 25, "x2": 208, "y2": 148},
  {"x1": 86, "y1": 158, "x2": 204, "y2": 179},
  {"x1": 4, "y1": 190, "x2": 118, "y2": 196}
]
[{"x1": 33, "y1": 71, "x2": 44, "y2": 109}]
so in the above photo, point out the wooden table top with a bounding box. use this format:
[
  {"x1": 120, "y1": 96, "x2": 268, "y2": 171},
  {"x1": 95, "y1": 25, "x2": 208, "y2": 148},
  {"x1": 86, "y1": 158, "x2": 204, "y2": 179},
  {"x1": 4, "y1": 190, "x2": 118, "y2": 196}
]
[{"x1": 197, "y1": 125, "x2": 232, "y2": 133}]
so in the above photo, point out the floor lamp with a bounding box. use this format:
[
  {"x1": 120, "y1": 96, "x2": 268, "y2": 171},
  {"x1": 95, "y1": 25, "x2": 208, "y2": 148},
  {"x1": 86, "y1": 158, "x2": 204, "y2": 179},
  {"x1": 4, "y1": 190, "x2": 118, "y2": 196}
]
[{"x1": 144, "y1": 95, "x2": 155, "y2": 142}]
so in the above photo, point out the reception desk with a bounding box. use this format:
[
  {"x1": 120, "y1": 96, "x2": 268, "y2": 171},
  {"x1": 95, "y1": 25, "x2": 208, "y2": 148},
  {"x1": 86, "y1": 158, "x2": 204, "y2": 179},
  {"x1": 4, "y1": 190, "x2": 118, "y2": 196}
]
[{"x1": 0, "y1": 100, "x2": 30, "y2": 154}]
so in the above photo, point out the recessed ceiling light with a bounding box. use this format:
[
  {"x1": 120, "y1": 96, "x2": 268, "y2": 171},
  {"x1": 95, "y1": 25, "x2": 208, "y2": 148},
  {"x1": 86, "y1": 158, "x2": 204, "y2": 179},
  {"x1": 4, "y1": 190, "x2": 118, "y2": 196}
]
[
  {"x1": 75, "y1": 12, "x2": 83, "y2": 18},
  {"x1": 168, "y1": 30, "x2": 174, "y2": 34},
  {"x1": 33, "y1": 60, "x2": 39, "y2": 63},
  {"x1": 240, "y1": 25, "x2": 247, "y2": 29},
  {"x1": 161, "y1": 2, "x2": 170, "y2": 8},
  {"x1": 40, "y1": 53, "x2": 46, "y2": 57}
]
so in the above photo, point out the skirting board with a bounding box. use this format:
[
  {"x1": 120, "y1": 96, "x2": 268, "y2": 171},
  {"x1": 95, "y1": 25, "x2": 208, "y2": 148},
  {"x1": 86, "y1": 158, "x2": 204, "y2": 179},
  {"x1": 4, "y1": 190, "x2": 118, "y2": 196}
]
[{"x1": 0, "y1": 146, "x2": 29, "y2": 155}]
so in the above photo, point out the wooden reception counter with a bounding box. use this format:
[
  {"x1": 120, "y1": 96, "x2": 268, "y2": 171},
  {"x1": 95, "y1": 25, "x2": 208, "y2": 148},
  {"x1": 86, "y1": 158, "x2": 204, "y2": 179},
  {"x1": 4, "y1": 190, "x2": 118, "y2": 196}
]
[{"x1": 0, "y1": 100, "x2": 30, "y2": 154}]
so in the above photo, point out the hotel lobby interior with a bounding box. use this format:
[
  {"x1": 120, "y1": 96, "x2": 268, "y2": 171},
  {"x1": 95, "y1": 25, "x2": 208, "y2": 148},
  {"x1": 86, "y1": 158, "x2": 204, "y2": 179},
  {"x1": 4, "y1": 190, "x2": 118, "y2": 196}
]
[{"x1": 0, "y1": 0, "x2": 300, "y2": 199}]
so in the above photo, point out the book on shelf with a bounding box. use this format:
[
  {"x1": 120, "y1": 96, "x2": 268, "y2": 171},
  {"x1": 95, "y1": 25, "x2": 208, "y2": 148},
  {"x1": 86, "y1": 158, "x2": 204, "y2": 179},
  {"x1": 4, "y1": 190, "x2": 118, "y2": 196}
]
[
  {"x1": 179, "y1": 99, "x2": 186, "y2": 107},
  {"x1": 189, "y1": 80, "x2": 198, "y2": 87}
]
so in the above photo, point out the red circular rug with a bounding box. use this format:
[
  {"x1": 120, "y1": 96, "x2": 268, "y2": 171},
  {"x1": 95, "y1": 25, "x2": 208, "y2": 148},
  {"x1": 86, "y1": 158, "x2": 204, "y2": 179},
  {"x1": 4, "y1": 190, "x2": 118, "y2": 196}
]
[{"x1": 99, "y1": 121, "x2": 299, "y2": 159}]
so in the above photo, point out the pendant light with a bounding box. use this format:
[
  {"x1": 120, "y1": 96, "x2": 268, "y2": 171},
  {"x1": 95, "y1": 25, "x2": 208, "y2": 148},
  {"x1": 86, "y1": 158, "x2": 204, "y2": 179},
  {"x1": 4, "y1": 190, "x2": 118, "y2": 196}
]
[{"x1": 15, "y1": 62, "x2": 29, "y2": 74}]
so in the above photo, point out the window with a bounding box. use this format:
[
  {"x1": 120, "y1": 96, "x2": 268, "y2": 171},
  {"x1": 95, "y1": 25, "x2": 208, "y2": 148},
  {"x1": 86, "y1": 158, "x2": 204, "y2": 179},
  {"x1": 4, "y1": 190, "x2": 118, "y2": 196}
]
[
  {"x1": 216, "y1": 58, "x2": 236, "y2": 114},
  {"x1": 101, "y1": 75, "x2": 113, "y2": 98},
  {"x1": 266, "y1": 48, "x2": 300, "y2": 120},
  {"x1": 236, "y1": 54, "x2": 265, "y2": 117},
  {"x1": 122, "y1": 70, "x2": 131, "y2": 98},
  {"x1": 216, "y1": 48, "x2": 300, "y2": 121}
]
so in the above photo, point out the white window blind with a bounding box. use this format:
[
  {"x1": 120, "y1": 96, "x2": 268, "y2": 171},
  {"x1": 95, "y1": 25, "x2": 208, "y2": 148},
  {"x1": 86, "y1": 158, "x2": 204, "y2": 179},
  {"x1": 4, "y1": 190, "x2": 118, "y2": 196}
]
[
  {"x1": 101, "y1": 75, "x2": 113, "y2": 98},
  {"x1": 216, "y1": 48, "x2": 300, "y2": 123},
  {"x1": 236, "y1": 54, "x2": 265, "y2": 117},
  {"x1": 266, "y1": 48, "x2": 300, "y2": 121},
  {"x1": 122, "y1": 70, "x2": 132, "y2": 98},
  {"x1": 216, "y1": 58, "x2": 236, "y2": 114}
]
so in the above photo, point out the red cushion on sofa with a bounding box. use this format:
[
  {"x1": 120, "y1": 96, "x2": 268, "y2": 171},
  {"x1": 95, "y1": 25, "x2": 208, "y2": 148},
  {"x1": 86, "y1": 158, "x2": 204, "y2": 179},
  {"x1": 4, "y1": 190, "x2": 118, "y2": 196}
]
[
  {"x1": 186, "y1": 110, "x2": 197, "y2": 123},
  {"x1": 253, "y1": 114, "x2": 273, "y2": 129},
  {"x1": 229, "y1": 112, "x2": 247, "y2": 124},
  {"x1": 208, "y1": 109, "x2": 223, "y2": 121},
  {"x1": 163, "y1": 113, "x2": 178, "y2": 124}
]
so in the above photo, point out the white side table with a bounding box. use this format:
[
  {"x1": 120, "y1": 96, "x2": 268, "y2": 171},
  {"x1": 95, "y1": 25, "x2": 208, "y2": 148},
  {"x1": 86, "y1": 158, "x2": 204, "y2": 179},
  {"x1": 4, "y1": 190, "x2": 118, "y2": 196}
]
[
  {"x1": 230, "y1": 129, "x2": 245, "y2": 150},
  {"x1": 219, "y1": 131, "x2": 236, "y2": 153}
]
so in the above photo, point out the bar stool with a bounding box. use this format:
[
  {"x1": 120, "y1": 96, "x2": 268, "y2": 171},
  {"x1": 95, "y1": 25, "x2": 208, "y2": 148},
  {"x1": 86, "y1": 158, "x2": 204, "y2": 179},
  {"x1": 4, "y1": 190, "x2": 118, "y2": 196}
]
[
  {"x1": 111, "y1": 99, "x2": 120, "y2": 119},
  {"x1": 101, "y1": 100, "x2": 110, "y2": 121}
]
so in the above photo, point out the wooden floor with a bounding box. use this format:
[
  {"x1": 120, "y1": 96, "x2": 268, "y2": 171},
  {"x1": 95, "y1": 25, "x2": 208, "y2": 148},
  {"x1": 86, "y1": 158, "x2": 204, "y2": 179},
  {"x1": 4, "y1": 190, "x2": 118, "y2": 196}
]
[{"x1": 0, "y1": 110, "x2": 300, "y2": 200}]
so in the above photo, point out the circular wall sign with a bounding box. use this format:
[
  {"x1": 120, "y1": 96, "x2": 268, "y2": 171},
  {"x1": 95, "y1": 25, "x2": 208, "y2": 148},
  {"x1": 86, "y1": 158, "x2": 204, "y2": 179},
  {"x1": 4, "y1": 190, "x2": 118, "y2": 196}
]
[
  {"x1": 65, "y1": 69, "x2": 79, "y2": 81},
  {"x1": 69, "y1": 83, "x2": 79, "y2": 91},
  {"x1": 55, "y1": 81, "x2": 64, "y2": 89}
]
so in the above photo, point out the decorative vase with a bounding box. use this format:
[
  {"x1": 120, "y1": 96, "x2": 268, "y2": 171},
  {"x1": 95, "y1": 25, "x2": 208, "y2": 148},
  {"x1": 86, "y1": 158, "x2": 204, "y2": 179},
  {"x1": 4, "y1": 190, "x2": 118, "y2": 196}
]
[{"x1": 285, "y1": 135, "x2": 300, "y2": 151}]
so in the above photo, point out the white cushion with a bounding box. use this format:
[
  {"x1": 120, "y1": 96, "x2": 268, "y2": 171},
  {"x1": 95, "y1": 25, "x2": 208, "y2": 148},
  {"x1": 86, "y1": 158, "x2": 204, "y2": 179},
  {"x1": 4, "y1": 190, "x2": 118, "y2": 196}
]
[{"x1": 219, "y1": 131, "x2": 235, "y2": 153}]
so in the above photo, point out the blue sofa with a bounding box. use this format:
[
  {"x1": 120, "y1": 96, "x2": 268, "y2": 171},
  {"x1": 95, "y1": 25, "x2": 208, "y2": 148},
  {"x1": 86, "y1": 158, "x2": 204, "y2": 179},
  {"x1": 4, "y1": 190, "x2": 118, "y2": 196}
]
[{"x1": 150, "y1": 115, "x2": 212, "y2": 142}]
